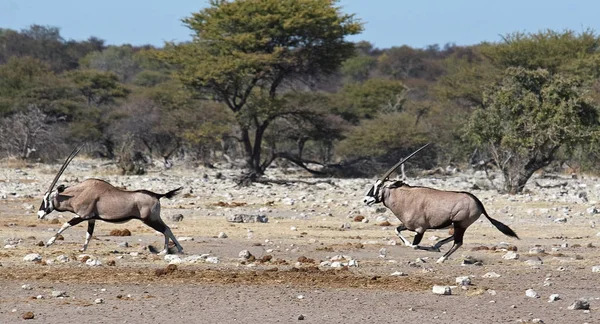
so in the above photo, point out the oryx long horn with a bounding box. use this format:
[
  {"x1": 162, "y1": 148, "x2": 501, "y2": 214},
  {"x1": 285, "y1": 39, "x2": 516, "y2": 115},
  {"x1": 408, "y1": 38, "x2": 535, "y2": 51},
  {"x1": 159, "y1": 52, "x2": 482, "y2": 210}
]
[
  {"x1": 45, "y1": 144, "x2": 84, "y2": 194},
  {"x1": 379, "y1": 143, "x2": 431, "y2": 181}
]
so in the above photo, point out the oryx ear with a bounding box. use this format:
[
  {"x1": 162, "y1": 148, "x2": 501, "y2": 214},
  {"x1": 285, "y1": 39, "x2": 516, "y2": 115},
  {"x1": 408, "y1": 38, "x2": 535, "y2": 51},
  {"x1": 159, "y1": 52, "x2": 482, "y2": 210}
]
[{"x1": 57, "y1": 184, "x2": 65, "y2": 193}]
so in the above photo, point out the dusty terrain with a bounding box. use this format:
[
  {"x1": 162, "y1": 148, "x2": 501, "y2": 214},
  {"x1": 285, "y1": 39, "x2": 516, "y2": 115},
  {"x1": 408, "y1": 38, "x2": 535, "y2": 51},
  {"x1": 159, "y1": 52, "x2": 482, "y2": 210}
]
[{"x1": 1, "y1": 159, "x2": 599, "y2": 324}]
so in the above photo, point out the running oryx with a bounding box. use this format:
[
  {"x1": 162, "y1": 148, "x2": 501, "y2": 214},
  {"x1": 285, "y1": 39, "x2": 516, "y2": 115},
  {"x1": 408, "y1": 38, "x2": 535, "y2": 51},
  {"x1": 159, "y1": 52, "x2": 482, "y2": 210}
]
[
  {"x1": 37, "y1": 146, "x2": 184, "y2": 254},
  {"x1": 363, "y1": 144, "x2": 518, "y2": 263}
]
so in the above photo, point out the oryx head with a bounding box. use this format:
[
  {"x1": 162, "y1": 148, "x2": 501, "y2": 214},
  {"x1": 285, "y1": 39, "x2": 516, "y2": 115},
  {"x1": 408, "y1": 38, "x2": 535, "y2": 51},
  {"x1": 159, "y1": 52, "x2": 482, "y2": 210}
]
[
  {"x1": 363, "y1": 143, "x2": 430, "y2": 206},
  {"x1": 38, "y1": 145, "x2": 82, "y2": 219}
]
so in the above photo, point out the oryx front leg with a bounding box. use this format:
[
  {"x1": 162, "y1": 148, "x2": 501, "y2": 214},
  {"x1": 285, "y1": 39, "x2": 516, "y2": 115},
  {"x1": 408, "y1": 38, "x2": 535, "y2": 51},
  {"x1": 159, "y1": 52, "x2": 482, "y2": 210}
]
[
  {"x1": 46, "y1": 217, "x2": 85, "y2": 247},
  {"x1": 80, "y1": 220, "x2": 95, "y2": 252},
  {"x1": 395, "y1": 225, "x2": 415, "y2": 247}
]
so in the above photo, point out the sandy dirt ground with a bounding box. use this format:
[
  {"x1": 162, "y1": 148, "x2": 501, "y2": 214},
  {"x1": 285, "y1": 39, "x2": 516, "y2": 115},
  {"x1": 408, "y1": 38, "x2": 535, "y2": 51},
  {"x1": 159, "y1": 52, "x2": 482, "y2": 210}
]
[{"x1": 0, "y1": 160, "x2": 599, "y2": 324}]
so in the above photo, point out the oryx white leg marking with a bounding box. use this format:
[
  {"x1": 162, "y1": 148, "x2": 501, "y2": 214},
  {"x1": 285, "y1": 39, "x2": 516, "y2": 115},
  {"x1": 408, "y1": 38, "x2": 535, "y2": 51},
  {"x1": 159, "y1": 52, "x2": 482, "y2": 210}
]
[
  {"x1": 47, "y1": 217, "x2": 85, "y2": 247},
  {"x1": 81, "y1": 220, "x2": 96, "y2": 252}
]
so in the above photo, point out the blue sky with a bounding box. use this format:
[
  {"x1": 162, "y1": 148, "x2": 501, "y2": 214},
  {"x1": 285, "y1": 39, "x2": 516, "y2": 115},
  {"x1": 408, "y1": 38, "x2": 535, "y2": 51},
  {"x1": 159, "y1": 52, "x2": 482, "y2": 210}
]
[{"x1": 1, "y1": 0, "x2": 600, "y2": 49}]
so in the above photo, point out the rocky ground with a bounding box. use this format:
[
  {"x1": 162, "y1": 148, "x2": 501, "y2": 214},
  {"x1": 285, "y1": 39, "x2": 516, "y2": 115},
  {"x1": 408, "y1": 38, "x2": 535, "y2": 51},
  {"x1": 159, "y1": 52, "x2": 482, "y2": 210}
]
[{"x1": 0, "y1": 158, "x2": 599, "y2": 324}]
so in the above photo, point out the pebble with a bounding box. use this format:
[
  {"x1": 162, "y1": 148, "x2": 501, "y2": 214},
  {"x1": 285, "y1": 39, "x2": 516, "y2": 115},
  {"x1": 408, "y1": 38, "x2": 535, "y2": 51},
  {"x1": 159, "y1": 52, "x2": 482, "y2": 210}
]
[
  {"x1": 568, "y1": 299, "x2": 590, "y2": 310},
  {"x1": 432, "y1": 285, "x2": 452, "y2": 295},
  {"x1": 23, "y1": 254, "x2": 42, "y2": 262},
  {"x1": 482, "y1": 272, "x2": 501, "y2": 278},
  {"x1": 548, "y1": 294, "x2": 560, "y2": 302},
  {"x1": 525, "y1": 289, "x2": 540, "y2": 298},
  {"x1": 502, "y1": 251, "x2": 519, "y2": 260}
]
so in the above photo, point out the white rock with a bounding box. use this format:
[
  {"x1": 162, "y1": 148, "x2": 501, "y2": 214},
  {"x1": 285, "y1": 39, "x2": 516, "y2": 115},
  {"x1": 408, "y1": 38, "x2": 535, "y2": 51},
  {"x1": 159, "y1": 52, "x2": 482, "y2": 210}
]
[
  {"x1": 502, "y1": 251, "x2": 519, "y2": 260},
  {"x1": 177, "y1": 237, "x2": 194, "y2": 241},
  {"x1": 290, "y1": 226, "x2": 297, "y2": 231},
  {"x1": 524, "y1": 258, "x2": 543, "y2": 266},
  {"x1": 432, "y1": 285, "x2": 452, "y2": 295},
  {"x1": 21, "y1": 284, "x2": 32, "y2": 290},
  {"x1": 554, "y1": 217, "x2": 567, "y2": 223},
  {"x1": 390, "y1": 271, "x2": 407, "y2": 276},
  {"x1": 592, "y1": 265, "x2": 600, "y2": 273},
  {"x1": 164, "y1": 255, "x2": 182, "y2": 264},
  {"x1": 51, "y1": 291, "x2": 67, "y2": 298},
  {"x1": 23, "y1": 254, "x2": 42, "y2": 262},
  {"x1": 482, "y1": 272, "x2": 501, "y2": 278},
  {"x1": 238, "y1": 250, "x2": 252, "y2": 259},
  {"x1": 528, "y1": 247, "x2": 545, "y2": 254},
  {"x1": 94, "y1": 298, "x2": 104, "y2": 304},
  {"x1": 568, "y1": 299, "x2": 590, "y2": 310},
  {"x1": 455, "y1": 276, "x2": 471, "y2": 286},
  {"x1": 86, "y1": 259, "x2": 102, "y2": 266},
  {"x1": 548, "y1": 294, "x2": 561, "y2": 302},
  {"x1": 217, "y1": 232, "x2": 228, "y2": 239},
  {"x1": 525, "y1": 289, "x2": 540, "y2": 298},
  {"x1": 205, "y1": 256, "x2": 219, "y2": 264}
]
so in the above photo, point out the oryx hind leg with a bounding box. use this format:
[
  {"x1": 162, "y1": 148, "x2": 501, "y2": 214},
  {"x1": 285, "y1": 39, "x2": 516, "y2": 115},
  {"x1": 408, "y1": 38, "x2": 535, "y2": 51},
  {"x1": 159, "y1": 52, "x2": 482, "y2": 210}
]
[
  {"x1": 81, "y1": 219, "x2": 95, "y2": 252},
  {"x1": 145, "y1": 204, "x2": 183, "y2": 255},
  {"x1": 46, "y1": 217, "x2": 86, "y2": 247},
  {"x1": 437, "y1": 225, "x2": 466, "y2": 263}
]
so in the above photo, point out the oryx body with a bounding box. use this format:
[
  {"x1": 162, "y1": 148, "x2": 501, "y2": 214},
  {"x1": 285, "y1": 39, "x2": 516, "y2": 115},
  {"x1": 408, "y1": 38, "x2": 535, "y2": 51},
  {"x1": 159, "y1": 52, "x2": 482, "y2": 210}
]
[
  {"x1": 363, "y1": 144, "x2": 518, "y2": 263},
  {"x1": 37, "y1": 146, "x2": 184, "y2": 254}
]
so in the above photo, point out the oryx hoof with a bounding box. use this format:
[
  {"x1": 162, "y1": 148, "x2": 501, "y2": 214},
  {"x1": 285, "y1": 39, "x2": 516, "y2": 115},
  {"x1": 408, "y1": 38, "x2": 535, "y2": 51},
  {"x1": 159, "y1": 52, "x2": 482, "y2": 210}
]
[
  {"x1": 157, "y1": 249, "x2": 168, "y2": 256},
  {"x1": 436, "y1": 256, "x2": 447, "y2": 264}
]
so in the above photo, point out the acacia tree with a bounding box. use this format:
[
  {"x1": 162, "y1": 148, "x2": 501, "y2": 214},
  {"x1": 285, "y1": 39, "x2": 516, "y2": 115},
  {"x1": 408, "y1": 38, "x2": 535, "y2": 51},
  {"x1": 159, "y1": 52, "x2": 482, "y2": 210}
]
[
  {"x1": 162, "y1": 0, "x2": 362, "y2": 179},
  {"x1": 466, "y1": 67, "x2": 598, "y2": 194}
]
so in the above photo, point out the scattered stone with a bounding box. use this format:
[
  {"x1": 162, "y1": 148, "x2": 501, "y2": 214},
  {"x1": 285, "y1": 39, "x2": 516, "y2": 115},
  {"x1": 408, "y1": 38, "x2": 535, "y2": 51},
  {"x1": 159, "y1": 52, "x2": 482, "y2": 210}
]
[
  {"x1": 390, "y1": 271, "x2": 407, "y2": 276},
  {"x1": 239, "y1": 250, "x2": 252, "y2": 260},
  {"x1": 117, "y1": 241, "x2": 129, "y2": 248},
  {"x1": 168, "y1": 214, "x2": 184, "y2": 222},
  {"x1": 462, "y1": 256, "x2": 483, "y2": 266},
  {"x1": 587, "y1": 206, "x2": 599, "y2": 215},
  {"x1": 217, "y1": 232, "x2": 228, "y2": 239},
  {"x1": 378, "y1": 248, "x2": 387, "y2": 258},
  {"x1": 290, "y1": 226, "x2": 297, "y2": 231},
  {"x1": 21, "y1": 284, "x2": 32, "y2": 290},
  {"x1": 432, "y1": 285, "x2": 452, "y2": 295},
  {"x1": 55, "y1": 254, "x2": 70, "y2": 263},
  {"x1": 177, "y1": 237, "x2": 194, "y2": 241},
  {"x1": 482, "y1": 272, "x2": 501, "y2": 278},
  {"x1": 568, "y1": 299, "x2": 590, "y2": 310},
  {"x1": 548, "y1": 294, "x2": 561, "y2": 302},
  {"x1": 227, "y1": 214, "x2": 268, "y2": 223},
  {"x1": 94, "y1": 298, "x2": 104, "y2": 304},
  {"x1": 455, "y1": 276, "x2": 471, "y2": 286},
  {"x1": 592, "y1": 265, "x2": 600, "y2": 273},
  {"x1": 86, "y1": 258, "x2": 102, "y2": 266},
  {"x1": 502, "y1": 251, "x2": 519, "y2": 260},
  {"x1": 52, "y1": 290, "x2": 67, "y2": 298},
  {"x1": 525, "y1": 289, "x2": 540, "y2": 298},
  {"x1": 23, "y1": 254, "x2": 42, "y2": 262},
  {"x1": 340, "y1": 223, "x2": 351, "y2": 230},
  {"x1": 524, "y1": 257, "x2": 543, "y2": 266},
  {"x1": 298, "y1": 314, "x2": 305, "y2": 320},
  {"x1": 528, "y1": 247, "x2": 545, "y2": 254},
  {"x1": 531, "y1": 319, "x2": 544, "y2": 323},
  {"x1": 164, "y1": 255, "x2": 182, "y2": 264},
  {"x1": 554, "y1": 217, "x2": 567, "y2": 224},
  {"x1": 22, "y1": 312, "x2": 34, "y2": 320},
  {"x1": 375, "y1": 207, "x2": 387, "y2": 214},
  {"x1": 107, "y1": 260, "x2": 116, "y2": 266},
  {"x1": 353, "y1": 215, "x2": 365, "y2": 222}
]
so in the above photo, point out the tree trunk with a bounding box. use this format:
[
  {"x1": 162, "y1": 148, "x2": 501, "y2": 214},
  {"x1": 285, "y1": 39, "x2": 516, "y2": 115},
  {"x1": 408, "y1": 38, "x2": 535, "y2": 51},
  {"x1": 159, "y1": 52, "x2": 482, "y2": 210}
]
[{"x1": 502, "y1": 168, "x2": 535, "y2": 194}]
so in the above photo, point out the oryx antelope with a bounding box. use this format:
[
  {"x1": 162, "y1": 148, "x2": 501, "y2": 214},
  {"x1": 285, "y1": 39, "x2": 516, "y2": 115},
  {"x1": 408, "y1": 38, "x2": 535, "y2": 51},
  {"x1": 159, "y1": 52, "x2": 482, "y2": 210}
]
[
  {"x1": 363, "y1": 143, "x2": 519, "y2": 263},
  {"x1": 37, "y1": 146, "x2": 184, "y2": 254}
]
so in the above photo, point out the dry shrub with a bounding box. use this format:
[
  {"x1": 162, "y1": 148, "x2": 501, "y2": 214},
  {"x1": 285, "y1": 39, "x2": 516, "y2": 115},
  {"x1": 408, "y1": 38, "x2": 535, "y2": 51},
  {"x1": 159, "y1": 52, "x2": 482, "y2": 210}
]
[{"x1": 109, "y1": 229, "x2": 132, "y2": 236}]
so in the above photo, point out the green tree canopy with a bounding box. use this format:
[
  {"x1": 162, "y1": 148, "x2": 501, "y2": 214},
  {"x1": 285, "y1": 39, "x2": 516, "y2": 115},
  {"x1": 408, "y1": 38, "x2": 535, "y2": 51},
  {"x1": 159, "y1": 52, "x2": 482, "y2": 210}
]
[
  {"x1": 162, "y1": 0, "x2": 362, "y2": 178},
  {"x1": 466, "y1": 67, "x2": 599, "y2": 193}
]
